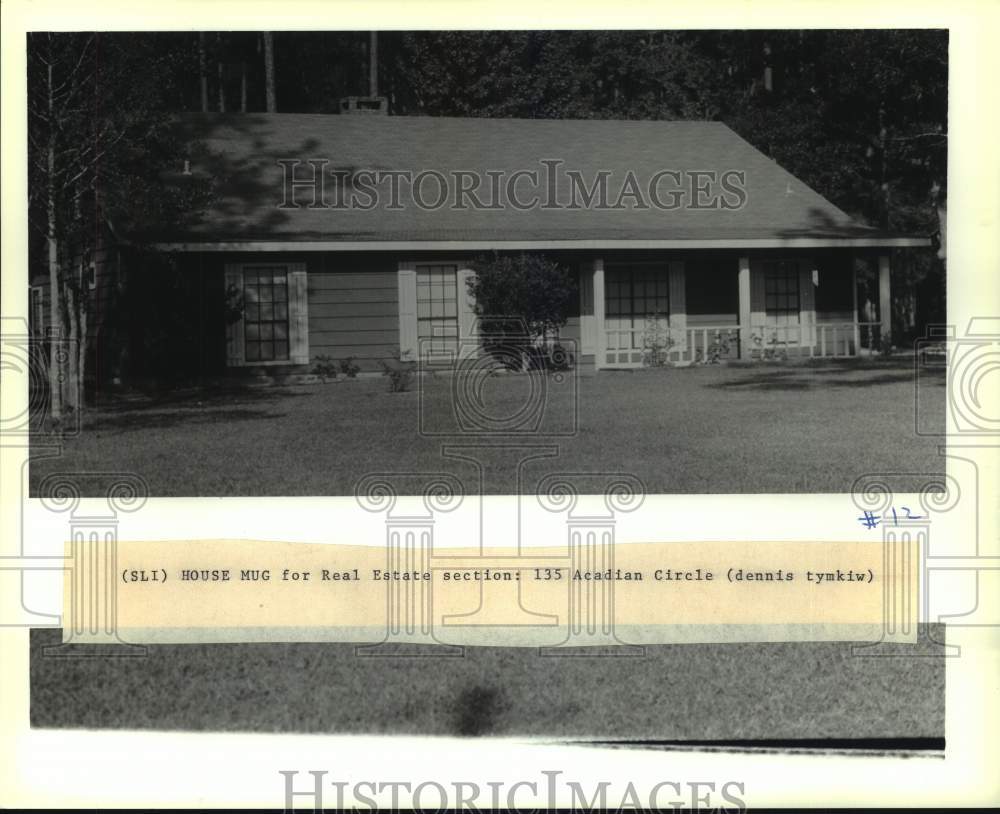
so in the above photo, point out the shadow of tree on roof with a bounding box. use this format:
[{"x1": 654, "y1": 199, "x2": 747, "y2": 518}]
[{"x1": 774, "y1": 205, "x2": 883, "y2": 238}]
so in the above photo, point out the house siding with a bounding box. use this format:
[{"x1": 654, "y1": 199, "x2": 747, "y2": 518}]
[{"x1": 307, "y1": 255, "x2": 399, "y2": 371}]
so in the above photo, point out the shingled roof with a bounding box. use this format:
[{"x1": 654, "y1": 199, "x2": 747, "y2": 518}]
[{"x1": 153, "y1": 113, "x2": 929, "y2": 249}]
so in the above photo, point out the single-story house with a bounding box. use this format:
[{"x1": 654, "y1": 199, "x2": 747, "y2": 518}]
[{"x1": 34, "y1": 105, "x2": 932, "y2": 381}]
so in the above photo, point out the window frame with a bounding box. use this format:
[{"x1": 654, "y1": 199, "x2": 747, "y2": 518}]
[
  {"x1": 763, "y1": 259, "x2": 802, "y2": 325},
  {"x1": 604, "y1": 262, "x2": 671, "y2": 351},
  {"x1": 225, "y1": 261, "x2": 308, "y2": 368},
  {"x1": 415, "y1": 262, "x2": 461, "y2": 358},
  {"x1": 241, "y1": 264, "x2": 292, "y2": 364}
]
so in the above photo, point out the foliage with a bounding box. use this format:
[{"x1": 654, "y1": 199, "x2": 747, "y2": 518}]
[
  {"x1": 339, "y1": 357, "x2": 361, "y2": 378},
  {"x1": 642, "y1": 313, "x2": 675, "y2": 368},
  {"x1": 751, "y1": 331, "x2": 790, "y2": 362},
  {"x1": 467, "y1": 253, "x2": 576, "y2": 368},
  {"x1": 381, "y1": 348, "x2": 415, "y2": 393},
  {"x1": 312, "y1": 355, "x2": 339, "y2": 382},
  {"x1": 27, "y1": 33, "x2": 214, "y2": 418},
  {"x1": 694, "y1": 329, "x2": 738, "y2": 365}
]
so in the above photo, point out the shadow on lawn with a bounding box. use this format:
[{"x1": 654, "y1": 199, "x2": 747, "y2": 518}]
[
  {"x1": 95, "y1": 385, "x2": 310, "y2": 413},
  {"x1": 84, "y1": 407, "x2": 289, "y2": 433},
  {"x1": 707, "y1": 362, "x2": 946, "y2": 392}
]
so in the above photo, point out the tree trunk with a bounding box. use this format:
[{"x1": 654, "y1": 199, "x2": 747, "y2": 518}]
[
  {"x1": 46, "y1": 59, "x2": 63, "y2": 428},
  {"x1": 240, "y1": 62, "x2": 247, "y2": 112},
  {"x1": 369, "y1": 31, "x2": 378, "y2": 97},
  {"x1": 263, "y1": 32, "x2": 276, "y2": 112},
  {"x1": 64, "y1": 270, "x2": 81, "y2": 413},
  {"x1": 198, "y1": 33, "x2": 208, "y2": 112},
  {"x1": 216, "y1": 34, "x2": 226, "y2": 112}
]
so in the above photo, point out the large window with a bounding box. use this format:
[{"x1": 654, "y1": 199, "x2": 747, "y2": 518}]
[
  {"x1": 605, "y1": 264, "x2": 669, "y2": 350},
  {"x1": 416, "y1": 264, "x2": 459, "y2": 355},
  {"x1": 763, "y1": 260, "x2": 800, "y2": 326},
  {"x1": 243, "y1": 266, "x2": 290, "y2": 362}
]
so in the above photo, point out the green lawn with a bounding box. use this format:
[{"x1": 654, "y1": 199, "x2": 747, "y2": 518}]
[{"x1": 30, "y1": 358, "x2": 946, "y2": 496}]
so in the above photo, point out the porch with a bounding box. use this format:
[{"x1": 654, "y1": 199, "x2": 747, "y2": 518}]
[{"x1": 582, "y1": 253, "x2": 893, "y2": 369}]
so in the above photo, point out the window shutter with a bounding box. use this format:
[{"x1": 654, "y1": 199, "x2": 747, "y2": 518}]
[
  {"x1": 398, "y1": 263, "x2": 418, "y2": 361},
  {"x1": 667, "y1": 260, "x2": 686, "y2": 353},
  {"x1": 288, "y1": 263, "x2": 309, "y2": 365},
  {"x1": 224, "y1": 264, "x2": 244, "y2": 367}
]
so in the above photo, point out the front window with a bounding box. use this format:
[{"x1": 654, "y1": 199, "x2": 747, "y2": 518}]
[
  {"x1": 416, "y1": 264, "x2": 459, "y2": 356},
  {"x1": 605, "y1": 264, "x2": 670, "y2": 352},
  {"x1": 764, "y1": 260, "x2": 800, "y2": 326},
  {"x1": 243, "y1": 266, "x2": 290, "y2": 362}
]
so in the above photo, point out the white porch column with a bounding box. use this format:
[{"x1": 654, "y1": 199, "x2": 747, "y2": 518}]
[
  {"x1": 878, "y1": 253, "x2": 892, "y2": 343},
  {"x1": 851, "y1": 259, "x2": 861, "y2": 354},
  {"x1": 667, "y1": 260, "x2": 687, "y2": 357},
  {"x1": 593, "y1": 258, "x2": 605, "y2": 370},
  {"x1": 456, "y1": 266, "x2": 477, "y2": 358},
  {"x1": 738, "y1": 255, "x2": 751, "y2": 359}
]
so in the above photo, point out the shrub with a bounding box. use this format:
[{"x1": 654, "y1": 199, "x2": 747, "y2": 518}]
[
  {"x1": 467, "y1": 252, "x2": 575, "y2": 369},
  {"x1": 695, "y1": 329, "x2": 736, "y2": 364},
  {"x1": 380, "y1": 349, "x2": 415, "y2": 393},
  {"x1": 339, "y1": 357, "x2": 361, "y2": 378},
  {"x1": 311, "y1": 354, "x2": 339, "y2": 382},
  {"x1": 642, "y1": 313, "x2": 675, "y2": 368}
]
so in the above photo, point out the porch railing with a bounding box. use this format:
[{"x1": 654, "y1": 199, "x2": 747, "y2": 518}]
[{"x1": 601, "y1": 322, "x2": 883, "y2": 368}]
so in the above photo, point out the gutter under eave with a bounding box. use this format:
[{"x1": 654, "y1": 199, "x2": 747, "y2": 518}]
[{"x1": 148, "y1": 236, "x2": 934, "y2": 252}]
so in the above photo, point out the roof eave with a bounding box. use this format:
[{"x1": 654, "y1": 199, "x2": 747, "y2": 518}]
[{"x1": 148, "y1": 236, "x2": 933, "y2": 252}]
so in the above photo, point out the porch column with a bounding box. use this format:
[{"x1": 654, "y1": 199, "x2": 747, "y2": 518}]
[
  {"x1": 851, "y1": 259, "x2": 861, "y2": 354},
  {"x1": 878, "y1": 253, "x2": 892, "y2": 343},
  {"x1": 456, "y1": 266, "x2": 477, "y2": 359},
  {"x1": 593, "y1": 258, "x2": 605, "y2": 370},
  {"x1": 738, "y1": 256, "x2": 751, "y2": 359}
]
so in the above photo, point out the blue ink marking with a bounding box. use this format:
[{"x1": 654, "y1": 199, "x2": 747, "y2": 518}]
[{"x1": 857, "y1": 507, "x2": 924, "y2": 529}]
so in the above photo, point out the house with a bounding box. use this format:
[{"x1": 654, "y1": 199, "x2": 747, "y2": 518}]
[{"x1": 65, "y1": 107, "x2": 933, "y2": 381}]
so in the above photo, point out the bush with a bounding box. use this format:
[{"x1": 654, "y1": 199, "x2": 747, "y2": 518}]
[
  {"x1": 380, "y1": 349, "x2": 415, "y2": 392},
  {"x1": 312, "y1": 354, "x2": 339, "y2": 381},
  {"x1": 467, "y1": 252, "x2": 575, "y2": 370},
  {"x1": 339, "y1": 357, "x2": 361, "y2": 378}
]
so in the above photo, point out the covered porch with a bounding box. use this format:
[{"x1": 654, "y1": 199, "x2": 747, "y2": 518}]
[{"x1": 580, "y1": 250, "x2": 895, "y2": 368}]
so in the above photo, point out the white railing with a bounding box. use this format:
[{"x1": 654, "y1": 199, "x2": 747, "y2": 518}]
[
  {"x1": 748, "y1": 322, "x2": 883, "y2": 359},
  {"x1": 600, "y1": 322, "x2": 884, "y2": 367}
]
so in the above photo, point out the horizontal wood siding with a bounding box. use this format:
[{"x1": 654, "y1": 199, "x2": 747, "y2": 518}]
[
  {"x1": 307, "y1": 256, "x2": 399, "y2": 370},
  {"x1": 560, "y1": 316, "x2": 582, "y2": 343}
]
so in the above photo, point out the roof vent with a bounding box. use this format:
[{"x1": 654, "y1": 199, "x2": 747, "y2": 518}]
[{"x1": 339, "y1": 96, "x2": 388, "y2": 115}]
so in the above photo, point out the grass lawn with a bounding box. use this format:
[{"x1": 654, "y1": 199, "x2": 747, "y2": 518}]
[{"x1": 30, "y1": 358, "x2": 946, "y2": 496}]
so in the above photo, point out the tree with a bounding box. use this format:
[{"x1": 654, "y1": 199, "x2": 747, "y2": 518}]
[
  {"x1": 467, "y1": 253, "x2": 576, "y2": 368},
  {"x1": 27, "y1": 32, "x2": 212, "y2": 425},
  {"x1": 263, "y1": 32, "x2": 277, "y2": 111}
]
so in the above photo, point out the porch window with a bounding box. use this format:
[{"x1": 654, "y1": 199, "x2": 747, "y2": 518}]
[
  {"x1": 605, "y1": 264, "x2": 670, "y2": 351},
  {"x1": 416, "y1": 264, "x2": 459, "y2": 355},
  {"x1": 243, "y1": 266, "x2": 290, "y2": 362},
  {"x1": 763, "y1": 260, "x2": 800, "y2": 326}
]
